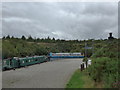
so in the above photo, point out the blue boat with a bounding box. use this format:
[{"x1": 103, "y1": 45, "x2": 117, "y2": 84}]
[{"x1": 49, "y1": 53, "x2": 84, "y2": 58}]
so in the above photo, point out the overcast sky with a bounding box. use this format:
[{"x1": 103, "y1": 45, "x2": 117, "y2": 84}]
[{"x1": 2, "y1": 2, "x2": 118, "y2": 40}]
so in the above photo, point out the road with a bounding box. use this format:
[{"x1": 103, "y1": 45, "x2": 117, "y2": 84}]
[{"x1": 3, "y1": 58, "x2": 82, "y2": 88}]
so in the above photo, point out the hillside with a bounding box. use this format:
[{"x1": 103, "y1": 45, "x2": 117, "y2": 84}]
[
  {"x1": 2, "y1": 36, "x2": 106, "y2": 59},
  {"x1": 87, "y1": 39, "x2": 120, "y2": 88},
  {"x1": 66, "y1": 39, "x2": 119, "y2": 88},
  {"x1": 2, "y1": 36, "x2": 110, "y2": 59}
]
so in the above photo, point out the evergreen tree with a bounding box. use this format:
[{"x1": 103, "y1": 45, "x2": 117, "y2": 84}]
[
  {"x1": 6, "y1": 35, "x2": 10, "y2": 39},
  {"x1": 47, "y1": 36, "x2": 50, "y2": 40},
  {"x1": 21, "y1": 35, "x2": 26, "y2": 40},
  {"x1": 36, "y1": 38, "x2": 40, "y2": 42},
  {"x1": 52, "y1": 37, "x2": 55, "y2": 41},
  {"x1": 28, "y1": 35, "x2": 33, "y2": 41},
  {"x1": 2, "y1": 36, "x2": 5, "y2": 39},
  {"x1": 11, "y1": 36, "x2": 14, "y2": 39}
]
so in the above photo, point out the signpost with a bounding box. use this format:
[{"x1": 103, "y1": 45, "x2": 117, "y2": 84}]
[{"x1": 84, "y1": 40, "x2": 94, "y2": 57}]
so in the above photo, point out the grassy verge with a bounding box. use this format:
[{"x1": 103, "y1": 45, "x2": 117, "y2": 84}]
[{"x1": 66, "y1": 69, "x2": 103, "y2": 88}]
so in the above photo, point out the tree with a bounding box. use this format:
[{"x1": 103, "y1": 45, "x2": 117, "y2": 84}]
[
  {"x1": 47, "y1": 36, "x2": 50, "y2": 40},
  {"x1": 56, "y1": 39, "x2": 60, "y2": 42},
  {"x1": 44, "y1": 36, "x2": 51, "y2": 43},
  {"x1": 52, "y1": 37, "x2": 55, "y2": 41},
  {"x1": 11, "y1": 36, "x2": 14, "y2": 38},
  {"x1": 21, "y1": 35, "x2": 26, "y2": 40},
  {"x1": 28, "y1": 35, "x2": 33, "y2": 41},
  {"x1": 6, "y1": 35, "x2": 10, "y2": 39},
  {"x1": 36, "y1": 38, "x2": 40, "y2": 42},
  {"x1": 2, "y1": 36, "x2": 5, "y2": 39}
]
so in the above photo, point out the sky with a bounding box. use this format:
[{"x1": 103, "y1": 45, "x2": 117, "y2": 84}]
[{"x1": 2, "y1": 2, "x2": 118, "y2": 40}]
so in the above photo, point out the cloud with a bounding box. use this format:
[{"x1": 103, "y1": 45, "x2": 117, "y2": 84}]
[
  {"x1": 3, "y1": 17, "x2": 31, "y2": 23},
  {"x1": 2, "y1": 2, "x2": 118, "y2": 40}
]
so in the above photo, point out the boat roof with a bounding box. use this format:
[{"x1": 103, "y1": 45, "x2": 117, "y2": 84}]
[
  {"x1": 19, "y1": 56, "x2": 44, "y2": 59},
  {"x1": 51, "y1": 53, "x2": 81, "y2": 54}
]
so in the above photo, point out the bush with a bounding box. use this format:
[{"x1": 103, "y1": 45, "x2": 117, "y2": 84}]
[{"x1": 88, "y1": 57, "x2": 118, "y2": 87}]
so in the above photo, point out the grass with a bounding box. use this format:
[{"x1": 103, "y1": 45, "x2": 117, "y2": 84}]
[
  {"x1": 66, "y1": 69, "x2": 84, "y2": 88},
  {"x1": 66, "y1": 69, "x2": 103, "y2": 88}
]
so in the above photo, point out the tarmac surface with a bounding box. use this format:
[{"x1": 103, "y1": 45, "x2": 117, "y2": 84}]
[{"x1": 2, "y1": 58, "x2": 82, "y2": 88}]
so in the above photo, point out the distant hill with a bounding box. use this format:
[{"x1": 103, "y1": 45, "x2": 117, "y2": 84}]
[{"x1": 2, "y1": 36, "x2": 119, "y2": 59}]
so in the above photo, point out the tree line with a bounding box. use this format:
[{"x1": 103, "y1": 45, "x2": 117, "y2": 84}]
[
  {"x1": 2, "y1": 35, "x2": 115, "y2": 59},
  {"x1": 2, "y1": 35, "x2": 83, "y2": 43},
  {"x1": 2, "y1": 35, "x2": 106, "y2": 59}
]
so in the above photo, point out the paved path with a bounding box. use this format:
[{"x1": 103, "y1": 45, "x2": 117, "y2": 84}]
[{"x1": 3, "y1": 58, "x2": 82, "y2": 88}]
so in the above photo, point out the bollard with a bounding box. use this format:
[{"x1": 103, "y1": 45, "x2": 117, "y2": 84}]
[
  {"x1": 80, "y1": 64, "x2": 83, "y2": 71},
  {"x1": 83, "y1": 63, "x2": 84, "y2": 70}
]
